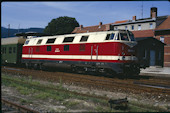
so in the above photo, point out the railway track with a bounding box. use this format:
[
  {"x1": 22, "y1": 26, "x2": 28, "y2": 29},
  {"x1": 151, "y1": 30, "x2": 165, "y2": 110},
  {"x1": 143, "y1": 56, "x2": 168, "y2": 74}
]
[
  {"x1": 1, "y1": 98, "x2": 39, "y2": 113},
  {"x1": 2, "y1": 66, "x2": 170, "y2": 96},
  {"x1": 2, "y1": 76, "x2": 168, "y2": 112}
]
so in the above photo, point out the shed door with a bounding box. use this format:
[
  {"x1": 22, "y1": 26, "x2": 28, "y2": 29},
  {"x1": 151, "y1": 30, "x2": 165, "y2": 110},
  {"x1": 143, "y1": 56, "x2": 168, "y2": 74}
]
[{"x1": 150, "y1": 50, "x2": 155, "y2": 66}]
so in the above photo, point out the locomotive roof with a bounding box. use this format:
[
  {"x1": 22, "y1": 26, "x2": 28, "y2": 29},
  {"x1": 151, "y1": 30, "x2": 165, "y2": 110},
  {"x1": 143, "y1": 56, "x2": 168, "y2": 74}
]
[
  {"x1": 24, "y1": 30, "x2": 137, "y2": 46},
  {"x1": 1, "y1": 37, "x2": 26, "y2": 45},
  {"x1": 29, "y1": 30, "x2": 123, "y2": 39}
]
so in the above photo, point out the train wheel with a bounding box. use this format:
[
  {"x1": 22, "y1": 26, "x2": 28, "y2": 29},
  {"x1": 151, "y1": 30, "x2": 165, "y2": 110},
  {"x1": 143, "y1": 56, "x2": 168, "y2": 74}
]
[
  {"x1": 39, "y1": 64, "x2": 45, "y2": 71},
  {"x1": 71, "y1": 65, "x2": 76, "y2": 72},
  {"x1": 33, "y1": 64, "x2": 38, "y2": 70},
  {"x1": 25, "y1": 63, "x2": 31, "y2": 69}
]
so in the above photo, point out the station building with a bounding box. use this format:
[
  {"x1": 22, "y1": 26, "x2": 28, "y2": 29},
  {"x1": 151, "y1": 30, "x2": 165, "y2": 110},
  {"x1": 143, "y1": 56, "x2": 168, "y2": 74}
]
[{"x1": 72, "y1": 7, "x2": 170, "y2": 67}]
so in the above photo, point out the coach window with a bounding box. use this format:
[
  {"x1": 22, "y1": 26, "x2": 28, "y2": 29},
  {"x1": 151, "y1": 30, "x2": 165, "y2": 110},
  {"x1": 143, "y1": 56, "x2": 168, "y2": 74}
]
[
  {"x1": 120, "y1": 33, "x2": 129, "y2": 41},
  {"x1": 46, "y1": 38, "x2": 56, "y2": 44},
  {"x1": 3, "y1": 47, "x2": 6, "y2": 54},
  {"x1": 9, "y1": 47, "x2": 12, "y2": 54},
  {"x1": 47, "y1": 46, "x2": 52, "y2": 51},
  {"x1": 13, "y1": 47, "x2": 16, "y2": 53},
  {"x1": 64, "y1": 45, "x2": 69, "y2": 51},
  {"x1": 80, "y1": 36, "x2": 89, "y2": 42},
  {"x1": 2, "y1": 47, "x2": 5, "y2": 54},
  {"x1": 37, "y1": 39, "x2": 42, "y2": 44},
  {"x1": 63, "y1": 37, "x2": 74, "y2": 43},
  {"x1": 1, "y1": 48, "x2": 4, "y2": 54},
  {"x1": 80, "y1": 44, "x2": 85, "y2": 51}
]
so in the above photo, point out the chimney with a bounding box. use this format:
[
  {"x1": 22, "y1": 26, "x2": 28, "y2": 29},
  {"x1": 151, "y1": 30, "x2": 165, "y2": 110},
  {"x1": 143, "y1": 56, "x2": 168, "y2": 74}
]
[
  {"x1": 150, "y1": 7, "x2": 157, "y2": 19},
  {"x1": 99, "y1": 22, "x2": 102, "y2": 28},
  {"x1": 99, "y1": 22, "x2": 102, "y2": 26},
  {"x1": 152, "y1": 12, "x2": 156, "y2": 19},
  {"x1": 80, "y1": 25, "x2": 83, "y2": 30},
  {"x1": 132, "y1": 16, "x2": 136, "y2": 21}
]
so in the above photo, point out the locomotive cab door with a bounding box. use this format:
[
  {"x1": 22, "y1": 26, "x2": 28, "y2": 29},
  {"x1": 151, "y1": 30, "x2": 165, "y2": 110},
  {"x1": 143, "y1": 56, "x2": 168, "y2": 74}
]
[{"x1": 91, "y1": 44, "x2": 99, "y2": 60}]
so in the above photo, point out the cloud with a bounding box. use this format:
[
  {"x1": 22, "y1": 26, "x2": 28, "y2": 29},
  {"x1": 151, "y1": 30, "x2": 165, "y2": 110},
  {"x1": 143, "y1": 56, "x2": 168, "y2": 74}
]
[{"x1": 40, "y1": 2, "x2": 82, "y2": 13}]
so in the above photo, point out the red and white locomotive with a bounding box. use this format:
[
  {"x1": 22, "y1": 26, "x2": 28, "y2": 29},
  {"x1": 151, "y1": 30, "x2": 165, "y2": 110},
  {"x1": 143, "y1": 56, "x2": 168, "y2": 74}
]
[{"x1": 22, "y1": 30, "x2": 140, "y2": 75}]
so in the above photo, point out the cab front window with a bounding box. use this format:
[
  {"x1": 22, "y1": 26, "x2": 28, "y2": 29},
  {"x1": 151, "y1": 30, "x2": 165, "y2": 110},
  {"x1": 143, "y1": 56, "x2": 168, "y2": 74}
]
[
  {"x1": 129, "y1": 32, "x2": 135, "y2": 41},
  {"x1": 120, "y1": 33, "x2": 129, "y2": 41}
]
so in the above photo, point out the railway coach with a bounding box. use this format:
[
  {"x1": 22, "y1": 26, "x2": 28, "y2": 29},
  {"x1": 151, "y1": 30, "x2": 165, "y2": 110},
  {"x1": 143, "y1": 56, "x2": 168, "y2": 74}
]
[
  {"x1": 1, "y1": 37, "x2": 26, "y2": 65},
  {"x1": 21, "y1": 30, "x2": 140, "y2": 75}
]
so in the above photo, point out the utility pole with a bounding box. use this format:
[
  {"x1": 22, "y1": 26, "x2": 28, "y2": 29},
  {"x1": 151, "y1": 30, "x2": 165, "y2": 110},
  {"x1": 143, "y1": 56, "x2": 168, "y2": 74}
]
[
  {"x1": 18, "y1": 24, "x2": 20, "y2": 33},
  {"x1": 141, "y1": 1, "x2": 143, "y2": 19},
  {"x1": 8, "y1": 24, "x2": 10, "y2": 37}
]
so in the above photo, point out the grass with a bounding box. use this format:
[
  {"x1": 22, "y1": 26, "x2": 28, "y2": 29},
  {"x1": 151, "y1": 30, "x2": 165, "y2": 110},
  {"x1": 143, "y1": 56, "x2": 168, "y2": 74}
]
[
  {"x1": 1, "y1": 73, "x2": 167, "y2": 112},
  {"x1": 63, "y1": 101, "x2": 79, "y2": 108},
  {"x1": 20, "y1": 98, "x2": 33, "y2": 104}
]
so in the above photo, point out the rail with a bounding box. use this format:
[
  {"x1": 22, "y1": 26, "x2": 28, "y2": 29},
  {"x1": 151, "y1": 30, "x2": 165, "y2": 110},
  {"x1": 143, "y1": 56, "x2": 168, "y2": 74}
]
[{"x1": 1, "y1": 98, "x2": 39, "y2": 113}]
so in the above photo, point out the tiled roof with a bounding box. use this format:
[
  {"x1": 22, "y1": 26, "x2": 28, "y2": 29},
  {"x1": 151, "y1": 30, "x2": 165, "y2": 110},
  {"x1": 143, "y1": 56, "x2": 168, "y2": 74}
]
[
  {"x1": 155, "y1": 16, "x2": 170, "y2": 30},
  {"x1": 132, "y1": 30, "x2": 155, "y2": 38},
  {"x1": 72, "y1": 24, "x2": 111, "y2": 33},
  {"x1": 114, "y1": 20, "x2": 129, "y2": 24}
]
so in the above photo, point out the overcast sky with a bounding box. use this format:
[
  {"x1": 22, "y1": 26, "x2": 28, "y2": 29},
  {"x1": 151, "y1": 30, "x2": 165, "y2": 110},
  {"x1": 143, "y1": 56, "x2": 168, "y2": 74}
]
[{"x1": 1, "y1": 1, "x2": 170, "y2": 29}]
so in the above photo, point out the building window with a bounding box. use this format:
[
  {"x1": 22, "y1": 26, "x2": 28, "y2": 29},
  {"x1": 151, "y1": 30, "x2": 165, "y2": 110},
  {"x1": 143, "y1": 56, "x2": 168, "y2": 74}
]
[
  {"x1": 63, "y1": 37, "x2": 74, "y2": 43},
  {"x1": 13, "y1": 47, "x2": 16, "y2": 53},
  {"x1": 9, "y1": 47, "x2": 12, "y2": 54},
  {"x1": 149, "y1": 23, "x2": 153, "y2": 29},
  {"x1": 131, "y1": 25, "x2": 134, "y2": 30},
  {"x1": 80, "y1": 36, "x2": 88, "y2": 42},
  {"x1": 47, "y1": 46, "x2": 52, "y2": 51},
  {"x1": 115, "y1": 27, "x2": 118, "y2": 30},
  {"x1": 138, "y1": 25, "x2": 141, "y2": 30},
  {"x1": 125, "y1": 26, "x2": 127, "y2": 30},
  {"x1": 37, "y1": 39, "x2": 42, "y2": 44},
  {"x1": 160, "y1": 36, "x2": 164, "y2": 43},
  {"x1": 46, "y1": 38, "x2": 56, "y2": 44},
  {"x1": 64, "y1": 45, "x2": 69, "y2": 51},
  {"x1": 79, "y1": 44, "x2": 85, "y2": 51}
]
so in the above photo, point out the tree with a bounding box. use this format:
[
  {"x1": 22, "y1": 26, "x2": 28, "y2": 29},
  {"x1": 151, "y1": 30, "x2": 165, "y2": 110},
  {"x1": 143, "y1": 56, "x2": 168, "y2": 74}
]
[{"x1": 44, "y1": 16, "x2": 79, "y2": 35}]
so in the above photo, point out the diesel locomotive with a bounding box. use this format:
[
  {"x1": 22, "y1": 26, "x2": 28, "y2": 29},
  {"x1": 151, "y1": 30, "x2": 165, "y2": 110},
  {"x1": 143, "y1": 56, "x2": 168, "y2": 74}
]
[{"x1": 21, "y1": 30, "x2": 140, "y2": 75}]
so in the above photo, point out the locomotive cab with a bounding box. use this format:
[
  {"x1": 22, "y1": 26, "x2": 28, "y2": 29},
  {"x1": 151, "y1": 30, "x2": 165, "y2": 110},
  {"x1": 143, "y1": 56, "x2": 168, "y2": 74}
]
[{"x1": 116, "y1": 30, "x2": 139, "y2": 75}]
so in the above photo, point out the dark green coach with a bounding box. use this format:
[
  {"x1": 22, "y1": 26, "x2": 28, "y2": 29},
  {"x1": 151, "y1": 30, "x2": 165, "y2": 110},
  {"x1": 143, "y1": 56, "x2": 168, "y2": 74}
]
[{"x1": 1, "y1": 37, "x2": 26, "y2": 65}]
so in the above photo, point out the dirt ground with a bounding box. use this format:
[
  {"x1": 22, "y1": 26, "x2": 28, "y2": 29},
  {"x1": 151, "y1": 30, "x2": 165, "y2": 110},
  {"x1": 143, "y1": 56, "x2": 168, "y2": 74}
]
[{"x1": 1, "y1": 75, "x2": 170, "y2": 112}]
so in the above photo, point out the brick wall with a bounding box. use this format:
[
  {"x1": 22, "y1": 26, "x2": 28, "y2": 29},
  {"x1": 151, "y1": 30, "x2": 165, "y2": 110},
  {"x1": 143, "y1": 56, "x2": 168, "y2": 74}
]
[{"x1": 156, "y1": 35, "x2": 170, "y2": 67}]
